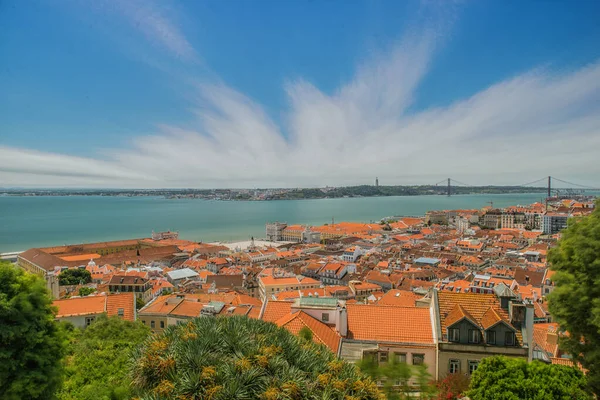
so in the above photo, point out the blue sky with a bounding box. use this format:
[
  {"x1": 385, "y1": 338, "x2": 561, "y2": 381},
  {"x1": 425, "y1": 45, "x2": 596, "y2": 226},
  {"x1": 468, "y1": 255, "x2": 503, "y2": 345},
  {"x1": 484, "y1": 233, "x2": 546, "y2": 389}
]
[{"x1": 1, "y1": 0, "x2": 599, "y2": 188}]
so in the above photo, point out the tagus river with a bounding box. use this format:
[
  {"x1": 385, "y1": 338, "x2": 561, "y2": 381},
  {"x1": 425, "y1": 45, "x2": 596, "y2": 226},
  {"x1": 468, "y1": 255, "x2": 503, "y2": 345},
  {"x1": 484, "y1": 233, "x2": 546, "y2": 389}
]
[{"x1": 0, "y1": 193, "x2": 551, "y2": 253}]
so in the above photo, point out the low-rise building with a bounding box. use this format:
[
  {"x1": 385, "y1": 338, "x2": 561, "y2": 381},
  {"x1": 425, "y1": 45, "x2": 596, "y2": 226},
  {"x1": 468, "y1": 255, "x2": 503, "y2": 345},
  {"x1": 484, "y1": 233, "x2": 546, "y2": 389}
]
[
  {"x1": 266, "y1": 222, "x2": 287, "y2": 241},
  {"x1": 166, "y1": 268, "x2": 200, "y2": 288},
  {"x1": 139, "y1": 292, "x2": 262, "y2": 333},
  {"x1": 258, "y1": 274, "x2": 320, "y2": 300},
  {"x1": 433, "y1": 291, "x2": 533, "y2": 380},
  {"x1": 108, "y1": 274, "x2": 153, "y2": 303},
  {"x1": 53, "y1": 293, "x2": 136, "y2": 328}
]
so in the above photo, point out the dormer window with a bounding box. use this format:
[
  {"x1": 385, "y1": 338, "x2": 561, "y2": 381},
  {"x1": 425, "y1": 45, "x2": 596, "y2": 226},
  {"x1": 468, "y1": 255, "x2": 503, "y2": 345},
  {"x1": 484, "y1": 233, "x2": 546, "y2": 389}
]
[
  {"x1": 486, "y1": 330, "x2": 496, "y2": 345},
  {"x1": 468, "y1": 329, "x2": 481, "y2": 344},
  {"x1": 505, "y1": 332, "x2": 515, "y2": 346},
  {"x1": 448, "y1": 328, "x2": 460, "y2": 342}
]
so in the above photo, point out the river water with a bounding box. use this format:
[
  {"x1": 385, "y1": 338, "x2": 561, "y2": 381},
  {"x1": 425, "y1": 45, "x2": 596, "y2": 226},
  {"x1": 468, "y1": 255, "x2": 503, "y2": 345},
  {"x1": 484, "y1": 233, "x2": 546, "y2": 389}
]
[{"x1": 0, "y1": 193, "x2": 550, "y2": 252}]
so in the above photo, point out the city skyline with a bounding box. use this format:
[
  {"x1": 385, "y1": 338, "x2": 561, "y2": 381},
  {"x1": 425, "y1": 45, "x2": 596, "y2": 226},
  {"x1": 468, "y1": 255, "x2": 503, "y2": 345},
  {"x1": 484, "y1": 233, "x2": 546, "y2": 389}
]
[{"x1": 1, "y1": 0, "x2": 600, "y2": 188}]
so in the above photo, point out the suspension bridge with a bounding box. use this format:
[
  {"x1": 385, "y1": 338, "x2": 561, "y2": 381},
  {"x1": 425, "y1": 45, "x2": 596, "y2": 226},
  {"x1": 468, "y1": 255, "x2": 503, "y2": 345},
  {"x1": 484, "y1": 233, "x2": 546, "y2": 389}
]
[{"x1": 433, "y1": 176, "x2": 600, "y2": 197}]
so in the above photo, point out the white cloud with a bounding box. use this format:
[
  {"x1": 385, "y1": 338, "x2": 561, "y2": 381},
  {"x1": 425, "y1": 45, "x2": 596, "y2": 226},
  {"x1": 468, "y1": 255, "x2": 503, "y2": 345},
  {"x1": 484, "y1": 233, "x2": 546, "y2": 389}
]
[
  {"x1": 84, "y1": 0, "x2": 198, "y2": 63},
  {"x1": 1, "y1": 6, "x2": 600, "y2": 189}
]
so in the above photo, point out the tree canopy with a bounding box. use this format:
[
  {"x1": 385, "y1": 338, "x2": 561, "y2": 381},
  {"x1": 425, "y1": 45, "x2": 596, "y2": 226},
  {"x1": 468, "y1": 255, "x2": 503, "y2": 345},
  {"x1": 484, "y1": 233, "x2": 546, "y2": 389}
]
[
  {"x1": 357, "y1": 355, "x2": 435, "y2": 399},
  {"x1": 0, "y1": 261, "x2": 68, "y2": 400},
  {"x1": 130, "y1": 316, "x2": 383, "y2": 399},
  {"x1": 548, "y1": 200, "x2": 600, "y2": 395},
  {"x1": 58, "y1": 314, "x2": 150, "y2": 400},
  {"x1": 58, "y1": 268, "x2": 92, "y2": 286},
  {"x1": 466, "y1": 356, "x2": 591, "y2": 400}
]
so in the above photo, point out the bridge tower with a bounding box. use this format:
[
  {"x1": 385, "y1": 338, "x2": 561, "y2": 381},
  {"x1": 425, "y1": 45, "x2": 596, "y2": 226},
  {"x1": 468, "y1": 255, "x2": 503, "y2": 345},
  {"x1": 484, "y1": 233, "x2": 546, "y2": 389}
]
[
  {"x1": 547, "y1": 176, "x2": 551, "y2": 198},
  {"x1": 447, "y1": 178, "x2": 451, "y2": 197}
]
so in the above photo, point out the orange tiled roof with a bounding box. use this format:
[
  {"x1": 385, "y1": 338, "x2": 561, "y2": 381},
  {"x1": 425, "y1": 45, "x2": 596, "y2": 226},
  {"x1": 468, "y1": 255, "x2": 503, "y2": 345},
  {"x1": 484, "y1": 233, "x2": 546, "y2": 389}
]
[
  {"x1": 480, "y1": 307, "x2": 505, "y2": 330},
  {"x1": 376, "y1": 289, "x2": 420, "y2": 307},
  {"x1": 105, "y1": 293, "x2": 135, "y2": 321},
  {"x1": 346, "y1": 304, "x2": 433, "y2": 344},
  {"x1": 550, "y1": 358, "x2": 574, "y2": 366},
  {"x1": 437, "y1": 292, "x2": 520, "y2": 343},
  {"x1": 60, "y1": 253, "x2": 102, "y2": 262},
  {"x1": 54, "y1": 293, "x2": 134, "y2": 321},
  {"x1": 54, "y1": 295, "x2": 106, "y2": 317},
  {"x1": 261, "y1": 300, "x2": 293, "y2": 323},
  {"x1": 171, "y1": 301, "x2": 204, "y2": 318},
  {"x1": 533, "y1": 323, "x2": 560, "y2": 357},
  {"x1": 445, "y1": 304, "x2": 478, "y2": 328},
  {"x1": 275, "y1": 311, "x2": 341, "y2": 353},
  {"x1": 260, "y1": 275, "x2": 319, "y2": 286}
]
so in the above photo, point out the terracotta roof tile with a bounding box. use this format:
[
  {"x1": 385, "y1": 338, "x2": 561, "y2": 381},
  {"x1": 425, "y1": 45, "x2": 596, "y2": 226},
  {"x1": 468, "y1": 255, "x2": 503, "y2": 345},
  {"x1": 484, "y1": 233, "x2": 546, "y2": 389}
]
[
  {"x1": 54, "y1": 295, "x2": 106, "y2": 317},
  {"x1": 376, "y1": 289, "x2": 420, "y2": 307},
  {"x1": 480, "y1": 307, "x2": 505, "y2": 330},
  {"x1": 445, "y1": 304, "x2": 478, "y2": 328},
  {"x1": 346, "y1": 304, "x2": 433, "y2": 344},
  {"x1": 261, "y1": 300, "x2": 293, "y2": 323},
  {"x1": 275, "y1": 311, "x2": 341, "y2": 353},
  {"x1": 105, "y1": 293, "x2": 135, "y2": 321},
  {"x1": 437, "y1": 291, "x2": 521, "y2": 344}
]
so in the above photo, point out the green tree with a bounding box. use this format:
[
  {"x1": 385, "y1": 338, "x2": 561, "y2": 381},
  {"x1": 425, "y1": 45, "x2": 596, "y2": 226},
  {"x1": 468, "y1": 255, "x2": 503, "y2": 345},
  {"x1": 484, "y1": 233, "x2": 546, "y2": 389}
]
[
  {"x1": 357, "y1": 355, "x2": 434, "y2": 399},
  {"x1": 130, "y1": 316, "x2": 383, "y2": 399},
  {"x1": 0, "y1": 261, "x2": 68, "y2": 400},
  {"x1": 58, "y1": 268, "x2": 92, "y2": 286},
  {"x1": 78, "y1": 287, "x2": 95, "y2": 297},
  {"x1": 548, "y1": 200, "x2": 600, "y2": 395},
  {"x1": 136, "y1": 296, "x2": 146, "y2": 310},
  {"x1": 58, "y1": 314, "x2": 150, "y2": 400},
  {"x1": 466, "y1": 356, "x2": 591, "y2": 400},
  {"x1": 298, "y1": 326, "x2": 313, "y2": 342}
]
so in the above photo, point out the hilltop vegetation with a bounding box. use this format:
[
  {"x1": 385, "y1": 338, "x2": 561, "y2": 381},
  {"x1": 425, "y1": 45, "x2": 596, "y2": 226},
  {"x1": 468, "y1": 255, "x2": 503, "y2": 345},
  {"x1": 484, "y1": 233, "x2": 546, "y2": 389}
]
[
  {"x1": 130, "y1": 316, "x2": 382, "y2": 399},
  {"x1": 58, "y1": 315, "x2": 150, "y2": 400},
  {"x1": 0, "y1": 261, "x2": 68, "y2": 400},
  {"x1": 548, "y1": 199, "x2": 600, "y2": 394}
]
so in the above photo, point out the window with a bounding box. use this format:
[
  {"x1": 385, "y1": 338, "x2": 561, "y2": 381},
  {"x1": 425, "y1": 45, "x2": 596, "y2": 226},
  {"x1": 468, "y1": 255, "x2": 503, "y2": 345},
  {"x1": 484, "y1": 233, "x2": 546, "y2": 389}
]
[
  {"x1": 321, "y1": 313, "x2": 329, "y2": 322},
  {"x1": 117, "y1": 308, "x2": 124, "y2": 317},
  {"x1": 486, "y1": 330, "x2": 496, "y2": 345},
  {"x1": 412, "y1": 354, "x2": 425, "y2": 365},
  {"x1": 448, "y1": 328, "x2": 460, "y2": 342},
  {"x1": 379, "y1": 352, "x2": 388, "y2": 363},
  {"x1": 160, "y1": 321, "x2": 165, "y2": 329},
  {"x1": 505, "y1": 331, "x2": 515, "y2": 346},
  {"x1": 394, "y1": 352, "x2": 407, "y2": 364},
  {"x1": 468, "y1": 360, "x2": 479, "y2": 375},
  {"x1": 85, "y1": 316, "x2": 95, "y2": 326},
  {"x1": 468, "y1": 329, "x2": 481, "y2": 344},
  {"x1": 151, "y1": 320, "x2": 155, "y2": 329},
  {"x1": 449, "y1": 359, "x2": 460, "y2": 374}
]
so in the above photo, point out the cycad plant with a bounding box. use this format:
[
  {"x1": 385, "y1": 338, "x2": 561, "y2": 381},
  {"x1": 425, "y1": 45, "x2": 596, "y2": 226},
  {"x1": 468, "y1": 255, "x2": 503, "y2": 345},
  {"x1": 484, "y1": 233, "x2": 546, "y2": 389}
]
[{"x1": 130, "y1": 316, "x2": 384, "y2": 399}]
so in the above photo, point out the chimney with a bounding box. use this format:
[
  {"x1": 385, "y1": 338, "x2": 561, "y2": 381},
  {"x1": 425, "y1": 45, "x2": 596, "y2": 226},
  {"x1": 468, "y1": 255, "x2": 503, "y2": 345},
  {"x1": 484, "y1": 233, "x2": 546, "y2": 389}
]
[
  {"x1": 337, "y1": 306, "x2": 348, "y2": 337},
  {"x1": 525, "y1": 301, "x2": 534, "y2": 363}
]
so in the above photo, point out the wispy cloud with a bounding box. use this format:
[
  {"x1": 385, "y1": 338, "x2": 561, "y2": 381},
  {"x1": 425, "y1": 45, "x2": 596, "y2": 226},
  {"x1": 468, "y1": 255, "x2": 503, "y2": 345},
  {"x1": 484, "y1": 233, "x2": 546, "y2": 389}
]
[
  {"x1": 83, "y1": 0, "x2": 198, "y2": 63},
  {"x1": 1, "y1": 4, "x2": 599, "y2": 188}
]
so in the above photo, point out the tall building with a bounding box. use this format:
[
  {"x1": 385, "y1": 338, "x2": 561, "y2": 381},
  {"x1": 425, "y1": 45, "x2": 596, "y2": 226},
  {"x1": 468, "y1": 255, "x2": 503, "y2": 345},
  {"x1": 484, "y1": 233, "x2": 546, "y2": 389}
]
[{"x1": 541, "y1": 213, "x2": 569, "y2": 234}]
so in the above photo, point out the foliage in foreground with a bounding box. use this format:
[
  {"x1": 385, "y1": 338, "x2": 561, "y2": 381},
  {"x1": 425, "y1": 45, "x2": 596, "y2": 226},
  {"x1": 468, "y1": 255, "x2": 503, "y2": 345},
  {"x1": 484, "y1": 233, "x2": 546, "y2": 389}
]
[
  {"x1": 58, "y1": 268, "x2": 92, "y2": 286},
  {"x1": 0, "y1": 261, "x2": 68, "y2": 400},
  {"x1": 58, "y1": 314, "x2": 150, "y2": 400},
  {"x1": 130, "y1": 316, "x2": 383, "y2": 399},
  {"x1": 435, "y1": 373, "x2": 470, "y2": 400},
  {"x1": 357, "y1": 356, "x2": 435, "y2": 399},
  {"x1": 548, "y1": 199, "x2": 600, "y2": 395},
  {"x1": 466, "y1": 356, "x2": 591, "y2": 400}
]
